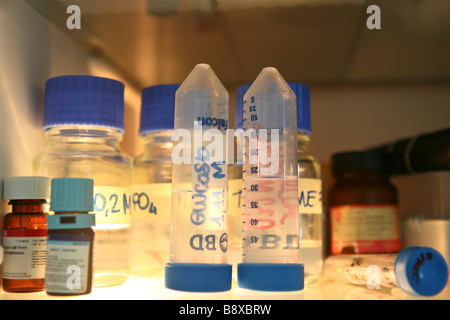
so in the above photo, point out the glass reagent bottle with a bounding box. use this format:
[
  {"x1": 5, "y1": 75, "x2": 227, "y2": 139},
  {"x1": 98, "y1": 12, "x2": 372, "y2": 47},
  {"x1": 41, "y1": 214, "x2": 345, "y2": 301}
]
[
  {"x1": 33, "y1": 75, "x2": 132, "y2": 287},
  {"x1": 132, "y1": 84, "x2": 179, "y2": 276}
]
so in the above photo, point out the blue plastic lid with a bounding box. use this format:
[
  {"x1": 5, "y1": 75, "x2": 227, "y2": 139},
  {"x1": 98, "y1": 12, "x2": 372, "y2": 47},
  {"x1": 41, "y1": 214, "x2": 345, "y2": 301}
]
[
  {"x1": 43, "y1": 75, "x2": 125, "y2": 133},
  {"x1": 288, "y1": 82, "x2": 311, "y2": 135},
  {"x1": 47, "y1": 213, "x2": 95, "y2": 230},
  {"x1": 50, "y1": 178, "x2": 94, "y2": 213},
  {"x1": 139, "y1": 84, "x2": 180, "y2": 136},
  {"x1": 165, "y1": 263, "x2": 232, "y2": 292},
  {"x1": 394, "y1": 247, "x2": 449, "y2": 296},
  {"x1": 235, "y1": 82, "x2": 311, "y2": 134},
  {"x1": 237, "y1": 263, "x2": 304, "y2": 291}
]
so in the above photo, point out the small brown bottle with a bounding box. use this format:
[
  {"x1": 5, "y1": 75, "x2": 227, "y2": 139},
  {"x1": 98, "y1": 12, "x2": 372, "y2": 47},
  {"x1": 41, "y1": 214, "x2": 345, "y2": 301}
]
[
  {"x1": 2, "y1": 176, "x2": 50, "y2": 292},
  {"x1": 329, "y1": 151, "x2": 401, "y2": 255}
]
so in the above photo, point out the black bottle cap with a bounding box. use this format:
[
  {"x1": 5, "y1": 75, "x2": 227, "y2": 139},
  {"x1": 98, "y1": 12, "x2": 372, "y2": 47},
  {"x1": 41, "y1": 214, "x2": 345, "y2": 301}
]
[{"x1": 331, "y1": 151, "x2": 390, "y2": 177}]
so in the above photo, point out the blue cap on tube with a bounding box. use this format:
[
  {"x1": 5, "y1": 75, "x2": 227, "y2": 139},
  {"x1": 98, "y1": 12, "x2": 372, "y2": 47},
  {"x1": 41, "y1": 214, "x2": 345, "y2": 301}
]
[
  {"x1": 237, "y1": 263, "x2": 304, "y2": 291},
  {"x1": 139, "y1": 84, "x2": 180, "y2": 135},
  {"x1": 43, "y1": 75, "x2": 125, "y2": 133},
  {"x1": 165, "y1": 263, "x2": 232, "y2": 292},
  {"x1": 394, "y1": 247, "x2": 449, "y2": 296}
]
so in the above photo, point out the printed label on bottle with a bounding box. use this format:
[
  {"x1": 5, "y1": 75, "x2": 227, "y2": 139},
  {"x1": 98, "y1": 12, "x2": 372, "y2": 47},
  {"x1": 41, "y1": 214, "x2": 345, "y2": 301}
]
[
  {"x1": 330, "y1": 205, "x2": 401, "y2": 254},
  {"x1": 2, "y1": 229, "x2": 47, "y2": 280},
  {"x1": 298, "y1": 178, "x2": 322, "y2": 214},
  {"x1": 45, "y1": 235, "x2": 91, "y2": 294},
  {"x1": 93, "y1": 186, "x2": 132, "y2": 226}
]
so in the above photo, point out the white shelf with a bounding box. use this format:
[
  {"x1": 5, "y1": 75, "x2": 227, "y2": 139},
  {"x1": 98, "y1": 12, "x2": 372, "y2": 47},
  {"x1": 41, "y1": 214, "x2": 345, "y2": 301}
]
[{"x1": 1, "y1": 273, "x2": 449, "y2": 301}]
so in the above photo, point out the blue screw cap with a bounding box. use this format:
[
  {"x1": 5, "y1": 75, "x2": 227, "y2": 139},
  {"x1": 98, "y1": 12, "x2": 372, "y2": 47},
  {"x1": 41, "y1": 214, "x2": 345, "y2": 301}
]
[
  {"x1": 50, "y1": 178, "x2": 94, "y2": 213},
  {"x1": 394, "y1": 247, "x2": 449, "y2": 296},
  {"x1": 139, "y1": 84, "x2": 180, "y2": 135},
  {"x1": 43, "y1": 75, "x2": 125, "y2": 133},
  {"x1": 237, "y1": 263, "x2": 304, "y2": 292},
  {"x1": 165, "y1": 263, "x2": 232, "y2": 292}
]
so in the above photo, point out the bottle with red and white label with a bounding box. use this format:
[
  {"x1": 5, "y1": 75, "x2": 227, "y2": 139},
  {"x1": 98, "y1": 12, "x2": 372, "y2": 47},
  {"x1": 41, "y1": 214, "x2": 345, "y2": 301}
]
[
  {"x1": 2, "y1": 176, "x2": 50, "y2": 292},
  {"x1": 329, "y1": 151, "x2": 401, "y2": 255}
]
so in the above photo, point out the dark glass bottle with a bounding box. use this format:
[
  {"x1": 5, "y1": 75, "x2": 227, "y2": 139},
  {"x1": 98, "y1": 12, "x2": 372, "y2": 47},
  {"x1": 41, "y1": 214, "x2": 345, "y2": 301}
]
[
  {"x1": 46, "y1": 214, "x2": 95, "y2": 295},
  {"x1": 2, "y1": 177, "x2": 49, "y2": 292},
  {"x1": 45, "y1": 178, "x2": 95, "y2": 295},
  {"x1": 329, "y1": 151, "x2": 401, "y2": 255}
]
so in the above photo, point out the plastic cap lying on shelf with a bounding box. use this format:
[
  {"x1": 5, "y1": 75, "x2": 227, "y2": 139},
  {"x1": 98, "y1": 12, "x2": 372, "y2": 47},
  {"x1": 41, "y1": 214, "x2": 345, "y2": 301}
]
[{"x1": 394, "y1": 246, "x2": 449, "y2": 296}]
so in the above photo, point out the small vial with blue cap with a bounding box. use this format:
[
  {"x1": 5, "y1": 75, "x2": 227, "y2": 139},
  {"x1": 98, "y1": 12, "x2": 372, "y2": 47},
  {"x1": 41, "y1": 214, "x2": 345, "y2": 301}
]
[
  {"x1": 132, "y1": 84, "x2": 180, "y2": 276},
  {"x1": 323, "y1": 247, "x2": 449, "y2": 296},
  {"x1": 237, "y1": 67, "x2": 304, "y2": 291},
  {"x1": 165, "y1": 64, "x2": 232, "y2": 292},
  {"x1": 45, "y1": 178, "x2": 95, "y2": 295}
]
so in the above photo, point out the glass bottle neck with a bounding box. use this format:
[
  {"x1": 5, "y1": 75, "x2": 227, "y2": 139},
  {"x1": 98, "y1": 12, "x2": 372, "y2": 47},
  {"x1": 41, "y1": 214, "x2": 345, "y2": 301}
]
[
  {"x1": 10, "y1": 200, "x2": 47, "y2": 213},
  {"x1": 297, "y1": 131, "x2": 311, "y2": 150},
  {"x1": 141, "y1": 130, "x2": 173, "y2": 158},
  {"x1": 45, "y1": 126, "x2": 123, "y2": 146}
]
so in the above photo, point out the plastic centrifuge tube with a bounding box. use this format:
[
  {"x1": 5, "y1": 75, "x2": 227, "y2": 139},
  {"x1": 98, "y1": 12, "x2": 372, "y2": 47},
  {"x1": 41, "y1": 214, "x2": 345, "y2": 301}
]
[
  {"x1": 164, "y1": 64, "x2": 232, "y2": 292},
  {"x1": 323, "y1": 247, "x2": 449, "y2": 296},
  {"x1": 237, "y1": 67, "x2": 304, "y2": 291}
]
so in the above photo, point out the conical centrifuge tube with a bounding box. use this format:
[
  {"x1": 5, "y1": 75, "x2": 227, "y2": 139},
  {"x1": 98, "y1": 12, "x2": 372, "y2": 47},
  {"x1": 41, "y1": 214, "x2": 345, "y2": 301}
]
[
  {"x1": 165, "y1": 64, "x2": 232, "y2": 292},
  {"x1": 237, "y1": 67, "x2": 304, "y2": 291}
]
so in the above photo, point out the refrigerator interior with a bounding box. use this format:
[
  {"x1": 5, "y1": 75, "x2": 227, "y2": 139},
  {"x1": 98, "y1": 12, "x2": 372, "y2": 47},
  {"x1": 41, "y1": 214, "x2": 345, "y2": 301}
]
[{"x1": 0, "y1": 0, "x2": 449, "y2": 300}]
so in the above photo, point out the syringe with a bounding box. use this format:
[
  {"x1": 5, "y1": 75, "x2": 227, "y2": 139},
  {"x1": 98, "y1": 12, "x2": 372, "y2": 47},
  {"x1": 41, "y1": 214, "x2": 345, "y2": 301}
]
[
  {"x1": 237, "y1": 67, "x2": 304, "y2": 291},
  {"x1": 323, "y1": 247, "x2": 449, "y2": 296},
  {"x1": 165, "y1": 64, "x2": 232, "y2": 292}
]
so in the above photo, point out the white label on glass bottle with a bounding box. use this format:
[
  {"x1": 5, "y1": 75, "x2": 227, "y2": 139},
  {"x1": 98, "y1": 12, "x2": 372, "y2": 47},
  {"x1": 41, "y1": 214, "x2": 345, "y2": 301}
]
[
  {"x1": 45, "y1": 237, "x2": 90, "y2": 294},
  {"x1": 93, "y1": 186, "x2": 132, "y2": 225},
  {"x1": 131, "y1": 183, "x2": 172, "y2": 220},
  {"x1": 2, "y1": 229, "x2": 47, "y2": 280},
  {"x1": 298, "y1": 178, "x2": 322, "y2": 214}
]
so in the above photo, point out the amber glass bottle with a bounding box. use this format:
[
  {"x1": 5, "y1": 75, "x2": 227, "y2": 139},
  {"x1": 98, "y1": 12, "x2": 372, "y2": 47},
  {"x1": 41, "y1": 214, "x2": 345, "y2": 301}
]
[
  {"x1": 329, "y1": 151, "x2": 401, "y2": 255},
  {"x1": 2, "y1": 177, "x2": 49, "y2": 292}
]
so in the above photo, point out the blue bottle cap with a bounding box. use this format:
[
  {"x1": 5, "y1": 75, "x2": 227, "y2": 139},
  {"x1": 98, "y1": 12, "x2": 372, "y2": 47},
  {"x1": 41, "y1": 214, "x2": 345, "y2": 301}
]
[
  {"x1": 288, "y1": 82, "x2": 311, "y2": 135},
  {"x1": 237, "y1": 263, "x2": 304, "y2": 291},
  {"x1": 47, "y1": 213, "x2": 95, "y2": 230},
  {"x1": 165, "y1": 263, "x2": 232, "y2": 292},
  {"x1": 50, "y1": 178, "x2": 94, "y2": 213},
  {"x1": 43, "y1": 75, "x2": 125, "y2": 133},
  {"x1": 394, "y1": 247, "x2": 449, "y2": 296},
  {"x1": 139, "y1": 84, "x2": 180, "y2": 135}
]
